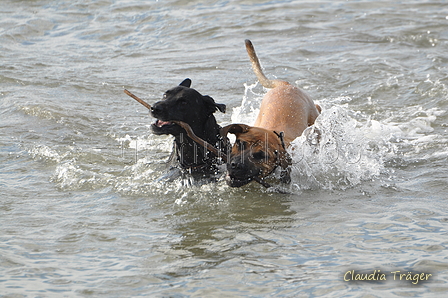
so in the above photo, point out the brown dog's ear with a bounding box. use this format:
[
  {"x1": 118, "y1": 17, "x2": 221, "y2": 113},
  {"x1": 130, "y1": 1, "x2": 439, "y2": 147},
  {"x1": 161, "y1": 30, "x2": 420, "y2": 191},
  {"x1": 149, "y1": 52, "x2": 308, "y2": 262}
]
[
  {"x1": 220, "y1": 124, "x2": 251, "y2": 139},
  {"x1": 179, "y1": 78, "x2": 191, "y2": 87},
  {"x1": 203, "y1": 95, "x2": 226, "y2": 114}
]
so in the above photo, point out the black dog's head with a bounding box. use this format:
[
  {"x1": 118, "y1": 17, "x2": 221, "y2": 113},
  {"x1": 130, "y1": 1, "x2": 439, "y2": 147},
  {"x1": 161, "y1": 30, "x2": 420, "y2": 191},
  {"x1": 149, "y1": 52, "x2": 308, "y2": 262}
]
[{"x1": 150, "y1": 79, "x2": 226, "y2": 136}]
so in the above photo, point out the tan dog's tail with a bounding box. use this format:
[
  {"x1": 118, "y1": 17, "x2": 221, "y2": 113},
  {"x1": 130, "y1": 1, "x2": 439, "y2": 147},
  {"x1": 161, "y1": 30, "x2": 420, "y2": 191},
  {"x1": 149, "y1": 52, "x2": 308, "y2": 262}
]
[{"x1": 245, "y1": 39, "x2": 283, "y2": 89}]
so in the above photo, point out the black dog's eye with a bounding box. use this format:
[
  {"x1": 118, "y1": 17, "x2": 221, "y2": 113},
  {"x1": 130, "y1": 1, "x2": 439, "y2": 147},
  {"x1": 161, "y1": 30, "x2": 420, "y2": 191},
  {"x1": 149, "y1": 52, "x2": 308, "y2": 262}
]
[
  {"x1": 163, "y1": 90, "x2": 172, "y2": 99},
  {"x1": 252, "y1": 151, "x2": 265, "y2": 160}
]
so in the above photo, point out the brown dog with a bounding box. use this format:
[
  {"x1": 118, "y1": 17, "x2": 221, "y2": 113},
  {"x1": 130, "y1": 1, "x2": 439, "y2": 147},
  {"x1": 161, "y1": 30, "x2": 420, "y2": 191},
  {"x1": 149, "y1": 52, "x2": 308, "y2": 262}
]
[{"x1": 221, "y1": 40, "x2": 321, "y2": 187}]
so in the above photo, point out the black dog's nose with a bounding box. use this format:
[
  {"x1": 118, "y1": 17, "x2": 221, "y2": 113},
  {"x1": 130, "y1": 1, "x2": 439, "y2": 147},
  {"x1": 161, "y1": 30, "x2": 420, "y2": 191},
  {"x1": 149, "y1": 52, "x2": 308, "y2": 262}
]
[{"x1": 150, "y1": 105, "x2": 161, "y2": 114}]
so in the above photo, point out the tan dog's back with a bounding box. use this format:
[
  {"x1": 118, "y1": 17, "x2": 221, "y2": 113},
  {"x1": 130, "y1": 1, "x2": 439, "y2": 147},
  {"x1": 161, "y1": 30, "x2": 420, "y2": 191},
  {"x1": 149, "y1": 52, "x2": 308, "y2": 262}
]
[
  {"x1": 245, "y1": 40, "x2": 320, "y2": 145},
  {"x1": 254, "y1": 82, "x2": 319, "y2": 145}
]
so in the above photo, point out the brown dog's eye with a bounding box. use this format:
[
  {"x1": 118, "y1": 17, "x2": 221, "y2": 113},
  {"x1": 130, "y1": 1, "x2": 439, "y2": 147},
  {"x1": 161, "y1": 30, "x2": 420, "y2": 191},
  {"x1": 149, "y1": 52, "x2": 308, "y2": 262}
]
[{"x1": 251, "y1": 151, "x2": 265, "y2": 160}]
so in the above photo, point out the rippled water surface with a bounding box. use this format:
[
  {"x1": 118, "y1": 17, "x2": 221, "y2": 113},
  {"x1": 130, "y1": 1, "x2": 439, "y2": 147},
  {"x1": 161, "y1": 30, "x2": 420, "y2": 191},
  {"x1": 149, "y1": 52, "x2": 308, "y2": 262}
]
[{"x1": 1, "y1": 0, "x2": 448, "y2": 297}]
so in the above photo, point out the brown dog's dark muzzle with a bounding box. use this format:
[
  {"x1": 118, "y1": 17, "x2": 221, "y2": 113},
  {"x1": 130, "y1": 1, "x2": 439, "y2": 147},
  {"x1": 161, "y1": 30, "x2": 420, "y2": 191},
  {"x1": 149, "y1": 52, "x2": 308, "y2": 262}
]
[{"x1": 225, "y1": 153, "x2": 263, "y2": 187}]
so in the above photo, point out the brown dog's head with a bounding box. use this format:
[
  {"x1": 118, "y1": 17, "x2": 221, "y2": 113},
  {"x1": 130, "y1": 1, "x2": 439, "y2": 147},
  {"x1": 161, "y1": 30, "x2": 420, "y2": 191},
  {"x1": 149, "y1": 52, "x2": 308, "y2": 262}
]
[{"x1": 220, "y1": 124, "x2": 292, "y2": 187}]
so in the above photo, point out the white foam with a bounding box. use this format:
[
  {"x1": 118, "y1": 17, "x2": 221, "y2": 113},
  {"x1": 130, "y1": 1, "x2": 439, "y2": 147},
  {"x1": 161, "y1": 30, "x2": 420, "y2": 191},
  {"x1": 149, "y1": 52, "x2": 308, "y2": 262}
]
[
  {"x1": 43, "y1": 84, "x2": 445, "y2": 194},
  {"x1": 288, "y1": 106, "x2": 389, "y2": 190},
  {"x1": 115, "y1": 134, "x2": 172, "y2": 152},
  {"x1": 29, "y1": 144, "x2": 63, "y2": 163}
]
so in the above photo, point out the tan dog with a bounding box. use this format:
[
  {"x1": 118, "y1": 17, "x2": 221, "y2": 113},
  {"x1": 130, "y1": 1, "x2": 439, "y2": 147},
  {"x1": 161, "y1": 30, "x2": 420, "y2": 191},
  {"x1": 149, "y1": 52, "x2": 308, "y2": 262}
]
[{"x1": 221, "y1": 40, "x2": 321, "y2": 187}]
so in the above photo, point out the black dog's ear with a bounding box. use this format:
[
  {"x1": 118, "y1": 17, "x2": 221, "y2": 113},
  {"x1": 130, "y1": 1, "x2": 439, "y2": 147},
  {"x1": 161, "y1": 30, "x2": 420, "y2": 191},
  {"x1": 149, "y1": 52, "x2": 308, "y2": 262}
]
[
  {"x1": 215, "y1": 103, "x2": 226, "y2": 113},
  {"x1": 203, "y1": 95, "x2": 226, "y2": 114},
  {"x1": 179, "y1": 78, "x2": 191, "y2": 87}
]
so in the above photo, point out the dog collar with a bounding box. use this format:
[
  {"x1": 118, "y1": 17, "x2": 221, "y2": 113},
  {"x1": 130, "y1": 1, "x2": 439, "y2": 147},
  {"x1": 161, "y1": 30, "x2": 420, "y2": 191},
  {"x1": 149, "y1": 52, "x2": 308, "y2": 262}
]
[{"x1": 273, "y1": 131, "x2": 286, "y2": 150}]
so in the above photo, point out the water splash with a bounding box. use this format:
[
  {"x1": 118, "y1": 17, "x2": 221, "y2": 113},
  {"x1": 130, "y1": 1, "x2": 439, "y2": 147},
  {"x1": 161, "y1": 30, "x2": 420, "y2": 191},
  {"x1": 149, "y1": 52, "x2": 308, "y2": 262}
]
[
  {"x1": 288, "y1": 106, "x2": 391, "y2": 190},
  {"x1": 231, "y1": 82, "x2": 445, "y2": 191},
  {"x1": 230, "y1": 81, "x2": 264, "y2": 126},
  {"x1": 24, "y1": 80, "x2": 444, "y2": 195}
]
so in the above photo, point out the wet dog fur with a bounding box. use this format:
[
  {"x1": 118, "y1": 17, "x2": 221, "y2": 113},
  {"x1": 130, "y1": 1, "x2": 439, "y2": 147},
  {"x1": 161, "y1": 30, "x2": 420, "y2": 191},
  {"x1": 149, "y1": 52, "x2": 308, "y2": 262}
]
[
  {"x1": 150, "y1": 79, "x2": 227, "y2": 178},
  {"x1": 221, "y1": 40, "x2": 321, "y2": 187}
]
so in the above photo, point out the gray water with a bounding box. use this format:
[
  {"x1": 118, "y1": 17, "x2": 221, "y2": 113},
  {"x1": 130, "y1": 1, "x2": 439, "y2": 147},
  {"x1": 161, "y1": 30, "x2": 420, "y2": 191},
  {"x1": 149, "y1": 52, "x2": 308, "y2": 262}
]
[{"x1": 1, "y1": 0, "x2": 448, "y2": 297}]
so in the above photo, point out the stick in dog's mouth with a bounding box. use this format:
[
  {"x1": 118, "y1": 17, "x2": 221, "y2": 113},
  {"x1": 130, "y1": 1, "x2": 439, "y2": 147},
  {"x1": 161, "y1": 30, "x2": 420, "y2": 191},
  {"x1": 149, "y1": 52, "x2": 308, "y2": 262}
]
[
  {"x1": 124, "y1": 89, "x2": 173, "y2": 129},
  {"x1": 123, "y1": 88, "x2": 285, "y2": 193},
  {"x1": 124, "y1": 89, "x2": 152, "y2": 110}
]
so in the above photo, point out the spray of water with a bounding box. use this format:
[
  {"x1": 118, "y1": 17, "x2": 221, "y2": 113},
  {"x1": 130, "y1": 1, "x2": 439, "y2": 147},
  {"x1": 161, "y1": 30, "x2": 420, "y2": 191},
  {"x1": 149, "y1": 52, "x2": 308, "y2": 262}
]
[
  {"x1": 26, "y1": 81, "x2": 445, "y2": 196},
  {"x1": 230, "y1": 82, "x2": 445, "y2": 191}
]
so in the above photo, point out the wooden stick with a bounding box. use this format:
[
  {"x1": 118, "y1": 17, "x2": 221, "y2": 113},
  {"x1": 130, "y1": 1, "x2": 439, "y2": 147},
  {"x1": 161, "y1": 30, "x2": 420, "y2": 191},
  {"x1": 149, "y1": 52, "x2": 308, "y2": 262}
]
[
  {"x1": 124, "y1": 89, "x2": 152, "y2": 110},
  {"x1": 172, "y1": 120, "x2": 226, "y2": 160}
]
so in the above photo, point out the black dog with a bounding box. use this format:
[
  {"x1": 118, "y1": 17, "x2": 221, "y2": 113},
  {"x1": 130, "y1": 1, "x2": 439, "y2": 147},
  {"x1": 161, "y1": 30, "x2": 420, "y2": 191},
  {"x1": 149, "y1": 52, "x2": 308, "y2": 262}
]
[{"x1": 150, "y1": 79, "x2": 228, "y2": 179}]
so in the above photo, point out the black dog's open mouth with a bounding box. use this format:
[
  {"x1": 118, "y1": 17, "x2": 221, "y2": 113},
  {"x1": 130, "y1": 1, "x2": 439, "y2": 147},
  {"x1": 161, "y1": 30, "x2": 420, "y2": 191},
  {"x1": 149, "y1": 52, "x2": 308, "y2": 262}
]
[
  {"x1": 225, "y1": 174, "x2": 254, "y2": 187},
  {"x1": 154, "y1": 119, "x2": 174, "y2": 128},
  {"x1": 151, "y1": 119, "x2": 177, "y2": 134}
]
